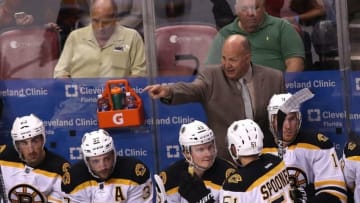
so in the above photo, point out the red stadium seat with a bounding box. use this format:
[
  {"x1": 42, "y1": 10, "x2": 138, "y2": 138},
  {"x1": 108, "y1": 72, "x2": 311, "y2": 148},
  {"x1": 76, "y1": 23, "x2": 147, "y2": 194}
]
[
  {"x1": 155, "y1": 24, "x2": 218, "y2": 76},
  {"x1": 0, "y1": 26, "x2": 60, "y2": 79}
]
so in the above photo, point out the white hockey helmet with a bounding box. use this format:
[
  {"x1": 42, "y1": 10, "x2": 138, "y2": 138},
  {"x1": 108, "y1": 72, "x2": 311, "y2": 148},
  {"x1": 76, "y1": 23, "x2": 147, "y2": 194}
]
[
  {"x1": 81, "y1": 129, "x2": 115, "y2": 158},
  {"x1": 11, "y1": 114, "x2": 46, "y2": 146},
  {"x1": 227, "y1": 119, "x2": 264, "y2": 161},
  {"x1": 267, "y1": 93, "x2": 302, "y2": 135},
  {"x1": 179, "y1": 120, "x2": 215, "y2": 153}
]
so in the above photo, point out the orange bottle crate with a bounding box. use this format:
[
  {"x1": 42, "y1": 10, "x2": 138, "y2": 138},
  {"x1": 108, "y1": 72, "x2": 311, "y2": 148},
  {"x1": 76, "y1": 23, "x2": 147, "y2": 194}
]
[{"x1": 97, "y1": 79, "x2": 144, "y2": 128}]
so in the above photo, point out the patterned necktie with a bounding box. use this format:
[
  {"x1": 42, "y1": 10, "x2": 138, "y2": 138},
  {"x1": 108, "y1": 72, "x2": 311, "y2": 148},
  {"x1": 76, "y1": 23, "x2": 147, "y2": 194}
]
[{"x1": 239, "y1": 78, "x2": 253, "y2": 119}]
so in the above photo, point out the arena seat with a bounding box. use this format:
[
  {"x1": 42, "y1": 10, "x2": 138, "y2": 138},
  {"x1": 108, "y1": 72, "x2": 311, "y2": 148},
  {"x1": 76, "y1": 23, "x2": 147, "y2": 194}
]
[
  {"x1": 155, "y1": 24, "x2": 218, "y2": 76},
  {"x1": 0, "y1": 26, "x2": 60, "y2": 79}
]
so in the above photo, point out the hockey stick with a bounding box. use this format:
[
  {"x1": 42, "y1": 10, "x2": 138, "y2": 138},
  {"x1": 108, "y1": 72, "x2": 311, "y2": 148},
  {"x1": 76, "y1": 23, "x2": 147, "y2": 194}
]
[
  {"x1": 154, "y1": 174, "x2": 167, "y2": 203},
  {"x1": 277, "y1": 88, "x2": 314, "y2": 159},
  {"x1": 279, "y1": 88, "x2": 314, "y2": 115}
]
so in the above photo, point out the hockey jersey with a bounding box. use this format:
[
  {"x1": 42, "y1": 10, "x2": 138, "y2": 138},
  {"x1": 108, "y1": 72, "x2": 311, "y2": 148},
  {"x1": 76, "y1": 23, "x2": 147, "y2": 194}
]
[
  {"x1": 220, "y1": 153, "x2": 292, "y2": 203},
  {"x1": 263, "y1": 132, "x2": 348, "y2": 202},
  {"x1": 0, "y1": 145, "x2": 70, "y2": 203},
  {"x1": 342, "y1": 140, "x2": 360, "y2": 203},
  {"x1": 62, "y1": 156, "x2": 152, "y2": 203},
  {"x1": 158, "y1": 158, "x2": 236, "y2": 203}
]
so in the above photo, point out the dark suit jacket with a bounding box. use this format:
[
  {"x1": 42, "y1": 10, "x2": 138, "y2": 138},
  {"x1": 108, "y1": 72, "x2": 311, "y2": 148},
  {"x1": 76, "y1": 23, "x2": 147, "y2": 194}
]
[{"x1": 167, "y1": 64, "x2": 285, "y2": 161}]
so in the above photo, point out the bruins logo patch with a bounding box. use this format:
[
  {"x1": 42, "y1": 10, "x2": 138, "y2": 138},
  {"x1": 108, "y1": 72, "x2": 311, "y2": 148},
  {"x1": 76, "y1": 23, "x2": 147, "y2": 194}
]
[
  {"x1": 8, "y1": 184, "x2": 46, "y2": 203},
  {"x1": 227, "y1": 173, "x2": 242, "y2": 184},
  {"x1": 225, "y1": 168, "x2": 236, "y2": 178},
  {"x1": 348, "y1": 141, "x2": 357, "y2": 151},
  {"x1": 287, "y1": 167, "x2": 308, "y2": 188},
  {"x1": 317, "y1": 133, "x2": 328, "y2": 142},
  {"x1": 135, "y1": 163, "x2": 146, "y2": 176}
]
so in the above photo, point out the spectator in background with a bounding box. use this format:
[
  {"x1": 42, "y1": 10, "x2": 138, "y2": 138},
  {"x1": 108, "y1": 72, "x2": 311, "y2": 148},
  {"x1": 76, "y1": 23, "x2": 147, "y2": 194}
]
[
  {"x1": 209, "y1": 0, "x2": 236, "y2": 29},
  {"x1": 62, "y1": 129, "x2": 153, "y2": 202},
  {"x1": 56, "y1": 0, "x2": 88, "y2": 49},
  {"x1": 209, "y1": 0, "x2": 303, "y2": 35},
  {"x1": 75, "y1": 0, "x2": 143, "y2": 31},
  {"x1": 53, "y1": 0, "x2": 146, "y2": 78},
  {"x1": 265, "y1": 0, "x2": 284, "y2": 17},
  {"x1": 324, "y1": 0, "x2": 336, "y2": 21},
  {"x1": 0, "y1": 0, "x2": 61, "y2": 30},
  {"x1": 209, "y1": 0, "x2": 303, "y2": 44},
  {"x1": 116, "y1": 0, "x2": 142, "y2": 30},
  {"x1": 260, "y1": 0, "x2": 331, "y2": 69},
  {"x1": 281, "y1": 0, "x2": 331, "y2": 69},
  {"x1": 154, "y1": 120, "x2": 236, "y2": 202},
  {"x1": 144, "y1": 34, "x2": 285, "y2": 161},
  {"x1": 210, "y1": 0, "x2": 331, "y2": 27},
  {"x1": 210, "y1": 0, "x2": 284, "y2": 29},
  {"x1": 0, "y1": 114, "x2": 70, "y2": 202},
  {"x1": 282, "y1": 0, "x2": 326, "y2": 26},
  {"x1": 206, "y1": 0, "x2": 305, "y2": 72}
]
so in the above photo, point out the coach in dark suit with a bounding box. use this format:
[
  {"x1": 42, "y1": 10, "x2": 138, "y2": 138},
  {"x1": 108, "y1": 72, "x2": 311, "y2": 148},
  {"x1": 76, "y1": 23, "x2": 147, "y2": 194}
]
[{"x1": 144, "y1": 34, "x2": 285, "y2": 160}]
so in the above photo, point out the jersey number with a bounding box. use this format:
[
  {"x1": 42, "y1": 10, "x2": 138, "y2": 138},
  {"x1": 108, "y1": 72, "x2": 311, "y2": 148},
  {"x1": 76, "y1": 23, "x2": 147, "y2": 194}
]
[
  {"x1": 271, "y1": 195, "x2": 285, "y2": 203},
  {"x1": 223, "y1": 196, "x2": 237, "y2": 203},
  {"x1": 331, "y1": 153, "x2": 339, "y2": 168}
]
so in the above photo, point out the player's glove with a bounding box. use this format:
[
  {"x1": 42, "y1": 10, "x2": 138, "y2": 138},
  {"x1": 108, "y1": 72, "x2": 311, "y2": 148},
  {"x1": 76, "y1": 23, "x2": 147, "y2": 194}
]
[
  {"x1": 290, "y1": 187, "x2": 307, "y2": 203},
  {"x1": 178, "y1": 171, "x2": 215, "y2": 203}
]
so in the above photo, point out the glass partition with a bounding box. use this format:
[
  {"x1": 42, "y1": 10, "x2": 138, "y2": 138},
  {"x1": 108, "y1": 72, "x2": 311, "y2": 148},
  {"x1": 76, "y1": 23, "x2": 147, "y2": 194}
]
[{"x1": 0, "y1": 0, "x2": 355, "y2": 76}]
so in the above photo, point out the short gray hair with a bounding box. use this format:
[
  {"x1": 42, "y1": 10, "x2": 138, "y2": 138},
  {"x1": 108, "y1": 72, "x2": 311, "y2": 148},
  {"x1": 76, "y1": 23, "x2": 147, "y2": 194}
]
[{"x1": 235, "y1": 0, "x2": 265, "y2": 11}]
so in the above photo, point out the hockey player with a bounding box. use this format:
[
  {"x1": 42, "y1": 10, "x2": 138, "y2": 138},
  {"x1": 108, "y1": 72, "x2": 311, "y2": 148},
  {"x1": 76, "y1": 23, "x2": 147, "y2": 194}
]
[
  {"x1": 0, "y1": 114, "x2": 70, "y2": 203},
  {"x1": 342, "y1": 134, "x2": 360, "y2": 203},
  {"x1": 61, "y1": 129, "x2": 152, "y2": 202},
  {"x1": 155, "y1": 120, "x2": 236, "y2": 203},
  {"x1": 220, "y1": 119, "x2": 297, "y2": 203},
  {"x1": 264, "y1": 93, "x2": 347, "y2": 202}
]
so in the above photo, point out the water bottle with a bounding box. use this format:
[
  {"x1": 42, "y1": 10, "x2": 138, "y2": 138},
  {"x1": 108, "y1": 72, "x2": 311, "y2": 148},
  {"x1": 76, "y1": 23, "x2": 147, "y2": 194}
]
[
  {"x1": 97, "y1": 94, "x2": 110, "y2": 112},
  {"x1": 125, "y1": 92, "x2": 137, "y2": 109},
  {"x1": 111, "y1": 87, "x2": 125, "y2": 110}
]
